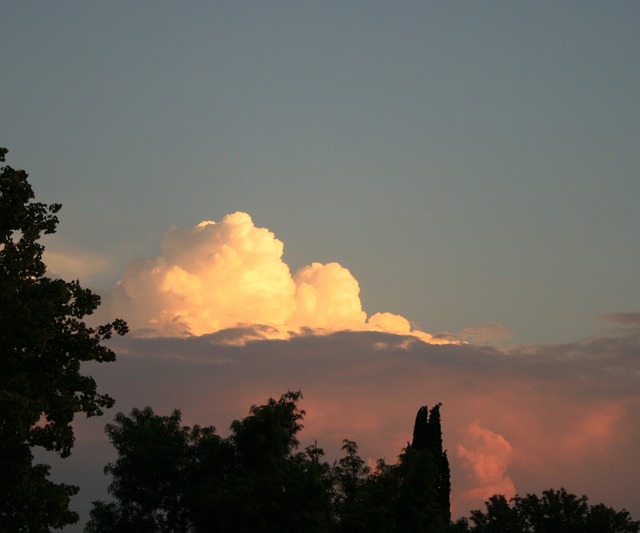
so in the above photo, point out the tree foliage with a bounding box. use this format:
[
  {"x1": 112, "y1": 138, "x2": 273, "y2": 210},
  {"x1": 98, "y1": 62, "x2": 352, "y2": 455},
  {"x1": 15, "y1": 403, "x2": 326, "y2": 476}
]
[
  {"x1": 396, "y1": 403, "x2": 451, "y2": 532},
  {"x1": 87, "y1": 392, "x2": 334, "y2": 532},
  {"x1": 464, "y1": 488, "x2": 639, "y2": 533},
  {"x1": 86, "y1": 393, "x2": 454, "y2": 532},
  {"x1": 0, "y1": 148, "x2": 127, "y2": 531},
  {"x1": 87, "y1": 390, "x2": 638, "y2": 532}
]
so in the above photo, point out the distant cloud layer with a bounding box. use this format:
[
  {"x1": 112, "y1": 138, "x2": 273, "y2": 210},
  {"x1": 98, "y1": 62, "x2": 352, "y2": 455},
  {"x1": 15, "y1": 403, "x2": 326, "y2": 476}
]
[
  {"x1": 64, "y1": 319, "x2": 639, "y2": 524},
  {"x1": 98, "y1": 212, "x2": 446, "y2": 343}
]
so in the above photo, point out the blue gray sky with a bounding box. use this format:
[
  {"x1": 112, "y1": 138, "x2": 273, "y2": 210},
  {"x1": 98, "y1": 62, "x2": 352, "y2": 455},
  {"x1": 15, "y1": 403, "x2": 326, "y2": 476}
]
[{"x1": 4, "y1": 1, "x2": 639, "y2": 344}]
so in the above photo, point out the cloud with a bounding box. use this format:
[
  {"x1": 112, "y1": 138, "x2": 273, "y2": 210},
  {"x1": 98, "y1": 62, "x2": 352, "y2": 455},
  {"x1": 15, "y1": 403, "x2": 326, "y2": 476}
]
[
  {"x1": 98, "y1": 212, "x2": 445, "y2": 342},
  {"x1": 598, "y1": 312, "x2": 640, "y2": 329},
  {"x1": 290, "y1": 262, "x2": 366, "y2": 330},
  {"x1": 101, "y1": 213, "x2": 296, "y2": 336},
  {"x1": 598, "y1": 312, "x2": 640, "y2": 325},
  {"x1": 455, "y1": 423, "x2": 515, "y2": 510},
  {"x1": 43, "y1": 247, "x2": 113, "y2": 286},
  {"x1": 457, "y1": 323, "x2": 513, "y2": 344}
]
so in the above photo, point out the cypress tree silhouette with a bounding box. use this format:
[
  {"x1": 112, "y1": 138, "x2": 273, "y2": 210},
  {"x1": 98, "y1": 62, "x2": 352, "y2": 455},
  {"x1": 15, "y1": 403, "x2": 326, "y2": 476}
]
[{"x1": 409, "y1": 403, "x2": 451, "y2": 523}]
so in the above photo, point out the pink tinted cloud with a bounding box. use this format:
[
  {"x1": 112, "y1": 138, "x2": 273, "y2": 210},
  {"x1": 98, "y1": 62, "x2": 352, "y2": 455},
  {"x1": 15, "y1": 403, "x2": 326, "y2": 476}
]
[{"x1": 456, "y1": 423, "x2": 515, "y2": 511}]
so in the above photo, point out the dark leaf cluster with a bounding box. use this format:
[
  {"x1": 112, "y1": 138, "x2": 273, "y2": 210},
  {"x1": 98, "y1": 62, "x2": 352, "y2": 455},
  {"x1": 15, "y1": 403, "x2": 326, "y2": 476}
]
[{"x1": 458, "y1": 488, "x2": 639, "y2": 533}]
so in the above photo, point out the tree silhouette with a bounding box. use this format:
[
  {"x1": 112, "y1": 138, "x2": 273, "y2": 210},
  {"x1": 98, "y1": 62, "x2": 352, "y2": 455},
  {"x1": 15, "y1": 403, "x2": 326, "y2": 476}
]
[
  {"x1": 87, "y1": 393, "x2": 456, "y2": 532},
  {"x1": 105, "y1": 407, "x2": 193, "y2": 532},
  {"x1": 395, "y1": 403, "x2": 451, "y2": 532},
  {"x1": 87, "y1": 392, "x2": 638, "y2": 532},
  {"x1": 87, "y1": 392, "x2": 335, "y2": 533},
  {"x1": 0, "y1": 148, "x2": 127, "y2": 531},
  {"x1": 464, "y1": 488, "x2": 639, "y2": 533},
  {"x1": 411, "y1": 403, "x2": 451, "y2": 520}
]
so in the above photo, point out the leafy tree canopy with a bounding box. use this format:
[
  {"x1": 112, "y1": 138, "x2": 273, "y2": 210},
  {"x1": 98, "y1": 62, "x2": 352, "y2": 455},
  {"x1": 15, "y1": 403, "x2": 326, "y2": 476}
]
[
  {"x1": 87, "y1": 393, "x2": 455, "y2": 532},
  {"x1": 462, "y1": 488, "x2": 639, "y2": 533},
  {"x1": 0, "y1": 148, "x2": 127, "y2": 531}
]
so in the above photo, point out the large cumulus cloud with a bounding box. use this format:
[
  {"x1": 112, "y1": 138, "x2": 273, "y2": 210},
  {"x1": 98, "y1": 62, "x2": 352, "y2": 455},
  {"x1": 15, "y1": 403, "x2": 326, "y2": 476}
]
[{"x1": 98, "y1": 213, "x2": 446, "y2": 342}]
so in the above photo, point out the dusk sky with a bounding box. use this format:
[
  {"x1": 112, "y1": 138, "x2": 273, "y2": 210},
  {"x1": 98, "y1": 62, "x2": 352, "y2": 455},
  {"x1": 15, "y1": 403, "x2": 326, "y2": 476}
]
[{"x1": 3, "y1": 2, "x2": 640, "y2": 530}]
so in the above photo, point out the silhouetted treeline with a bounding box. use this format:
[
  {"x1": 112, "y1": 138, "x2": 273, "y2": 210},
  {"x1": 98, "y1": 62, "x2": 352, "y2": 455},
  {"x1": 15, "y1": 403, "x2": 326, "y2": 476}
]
[
  {"x1": 85, "y1": 392, "x2": 639, "y2": 533},
  {"x1": 459, "y1": 489, "x2": 639, "y2": 533},
  {"x1": 85, "y1": 392, "x2": 453, "y2": 532}
]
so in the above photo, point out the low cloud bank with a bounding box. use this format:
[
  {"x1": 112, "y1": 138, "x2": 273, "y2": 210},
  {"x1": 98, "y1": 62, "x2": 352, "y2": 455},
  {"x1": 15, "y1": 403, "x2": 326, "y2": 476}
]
[{"x1": 56, "y1": 318, "x2": 640, "y2": 528}]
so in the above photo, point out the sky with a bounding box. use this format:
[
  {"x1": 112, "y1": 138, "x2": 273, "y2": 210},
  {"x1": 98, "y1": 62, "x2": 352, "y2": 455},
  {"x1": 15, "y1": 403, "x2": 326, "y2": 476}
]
[{"x1": 3, "y1": 1, "x2": 640, "y2": 529}]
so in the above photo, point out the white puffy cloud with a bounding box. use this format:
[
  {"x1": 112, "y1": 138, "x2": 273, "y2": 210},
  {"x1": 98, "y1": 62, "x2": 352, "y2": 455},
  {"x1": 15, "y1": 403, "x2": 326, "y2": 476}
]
[
  {"x1": 103, "y1": 213, "x2": 296, "y2": 336},
  {"x1": 290, "y1": 262, "x2": 367, "y2": 330},
  {"x1": 99, "y1": 212, "x2": 443, "y2": 342}
]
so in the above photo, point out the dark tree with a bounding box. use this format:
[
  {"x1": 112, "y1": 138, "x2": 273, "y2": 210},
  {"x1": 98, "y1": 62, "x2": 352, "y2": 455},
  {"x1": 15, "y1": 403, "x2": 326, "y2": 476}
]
[
  {"x1": 87, "y1": 391, "x2": 336, "y2": 533},
  {"x1": 467, "y1": 488, "x2": 639, "y2": 533},
  {"x1": 332, "y1": 444, "x2": 404, "y2": 533},
  {"x1": 330, "y1": 402, "x2": 452, "y2": 533},
  {"x1": 88, "y1": 393, "x2": 459, "y2": 532},
  {"x1": 0, "y1": 148, "x2": 127, "y2": 531},
  {"x1": 212, "y1": 390, "x2": 334, "y2": 532},
  {"x1": 395, "y1": 403, "x2": 451, "y2": 531},
  {"x1": 333, "y1": 439, "x2": 372, "y2": 531},
  {"x1": 465, "y1": 494, "x2": 522, "y2": 533},
  {"x1": 181, "y1": 424, "x2": 236, "y2": 532},
  {"x1": 86, "y1": 407, "x2": 195, "y2": 532},
  {"x1": 410, "y1": 403, "x2": 451, "y2": 519}
]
